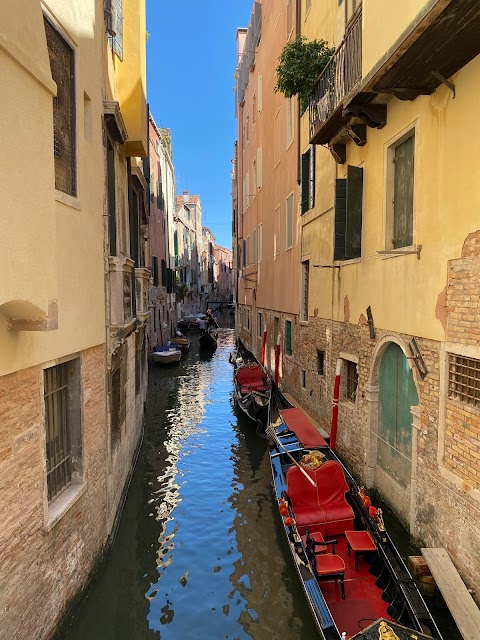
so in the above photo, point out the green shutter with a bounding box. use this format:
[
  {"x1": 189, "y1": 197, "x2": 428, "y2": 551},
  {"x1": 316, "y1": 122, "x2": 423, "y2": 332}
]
[
  {"x1": 309, "y1": 146, "x2": 315, "y2": 210},
  {"x1": 345, "y1": 165, "x2": 363, "y2": 259},
  {"x1": 301, "y1": 151, "x2": 310, "y2": 214},
  {"x1": 285, "y1": 320, "x2": 292, "y2": 355},
  {"x1": 393, "y1": 136, "x2": 414, "y2": 248},
  {"x1": 334, "y1": 179, "x2": 347, "y2": 261}
]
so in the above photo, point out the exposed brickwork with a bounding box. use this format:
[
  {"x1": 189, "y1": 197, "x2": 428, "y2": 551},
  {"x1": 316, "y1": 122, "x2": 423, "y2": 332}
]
[
  {"x1": 446, "y1": 255, "x2": 480, "y2": 346},
  {"x1": 238, "y1": 301, "x2": 480, "y2": 602},
  {"x1": 0, "y1": 345, "x2": 108, "y2": 640}
]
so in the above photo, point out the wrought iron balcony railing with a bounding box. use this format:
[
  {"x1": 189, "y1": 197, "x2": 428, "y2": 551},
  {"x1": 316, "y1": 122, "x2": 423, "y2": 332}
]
[{"x1": 309, "y1": 10, "x2": 362, "y2": 143}]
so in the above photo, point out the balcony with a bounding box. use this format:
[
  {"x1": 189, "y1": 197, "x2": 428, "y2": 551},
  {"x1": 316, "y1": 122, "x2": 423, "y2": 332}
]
[{"x1": 309, "y1": 10, "x2": 362, "y2": 146}]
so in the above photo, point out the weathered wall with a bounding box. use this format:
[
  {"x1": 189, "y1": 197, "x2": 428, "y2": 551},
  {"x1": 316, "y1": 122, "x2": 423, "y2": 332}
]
[{"x1": 0, "y1": 345, "x2": 107, "y2": 640}]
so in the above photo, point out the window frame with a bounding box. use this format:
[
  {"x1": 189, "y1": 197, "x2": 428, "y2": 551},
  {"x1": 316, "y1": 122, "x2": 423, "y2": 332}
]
[
  {"x1": 385, "y1": 127, "x2": 416, "y2": 251},
  {"x1": 285, "y1": 319, "x2": 293, "y2": 356}
]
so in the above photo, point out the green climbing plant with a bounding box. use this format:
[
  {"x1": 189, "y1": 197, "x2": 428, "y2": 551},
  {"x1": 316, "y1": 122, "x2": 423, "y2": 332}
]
[{"x1": 275, "y1": 37, "x2": 335, "y2": 112}]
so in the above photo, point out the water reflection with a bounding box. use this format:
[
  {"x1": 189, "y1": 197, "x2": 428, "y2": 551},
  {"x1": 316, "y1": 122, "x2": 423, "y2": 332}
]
[{"x1": 55, "y1": 329, "x2": 318, "y2": 640}]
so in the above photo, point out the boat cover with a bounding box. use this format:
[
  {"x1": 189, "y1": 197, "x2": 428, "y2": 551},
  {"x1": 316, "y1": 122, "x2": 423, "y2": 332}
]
[
  {"x1": 279, "y1": 408, "x2": 328, "y2": 448},
  {"x1": 235, "y1": 364, "x2": 267, "y2": 392}
]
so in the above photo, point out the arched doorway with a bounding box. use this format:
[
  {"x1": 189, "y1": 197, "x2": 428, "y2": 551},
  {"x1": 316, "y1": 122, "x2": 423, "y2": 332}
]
[{"x1": 378, "y1": 343, "x2": 418, "y2": 488}]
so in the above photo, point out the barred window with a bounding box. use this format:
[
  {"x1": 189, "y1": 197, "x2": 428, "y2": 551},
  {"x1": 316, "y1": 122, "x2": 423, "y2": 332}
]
[
  {"x1": 448, "y1": 354, "x2": 480, "y2": 406},
  {"x1": 44, "y1": 359, "x2": 82, "y2": 501},
  {"x1": 345, "y1": 360, "x2": 358, "y2": 403},
  {"x1": 44, "y1": 17, "x2": 76, "y2": 196},
  {"x1": 285, "y1": 320, "x2": 292, "y2": 355}
]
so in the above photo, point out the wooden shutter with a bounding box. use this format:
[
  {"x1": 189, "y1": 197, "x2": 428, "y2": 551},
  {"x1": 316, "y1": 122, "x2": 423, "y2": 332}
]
[
  {"x1": 309, "y1": 146, "x2": 315, "y2": 210},
  {"x1": 301, "y1": 151, "x2": 310, "y2": 214},
  {"x1": 334, "y1": 179, "x2": 347, "y2": 260},
  {"x1": 393, "y1": 136, "x2": 414, "y2": 248},
  {"x1": 345, "y1": 165, "x2": 363, "y2": 259},
  {"x1": 285, "y1": 320, "x2": 292, "y2": 355}
]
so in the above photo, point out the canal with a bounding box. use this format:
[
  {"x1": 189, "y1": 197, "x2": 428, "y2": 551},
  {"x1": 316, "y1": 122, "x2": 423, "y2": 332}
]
[{"x1": 56, "y1": 326, "x2": 318, "y2": 640}]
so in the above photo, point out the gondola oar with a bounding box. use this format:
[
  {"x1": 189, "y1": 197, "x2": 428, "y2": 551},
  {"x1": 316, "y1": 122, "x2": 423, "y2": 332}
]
[{"x1": 266, "y1": 424, "x2": 317, "y2": 488}]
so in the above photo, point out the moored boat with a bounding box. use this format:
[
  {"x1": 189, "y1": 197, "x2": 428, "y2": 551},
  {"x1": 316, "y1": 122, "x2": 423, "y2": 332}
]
[
  {"x1": 151, "y1": 344, "x2": 182, "y2": 365},
  {"x1": 267, "y1": 389, "x2": 443, "y2": 640},
  {"x1": 199, "y1": 328, "x2": 218, "y2": 350},
  {"x1": 233, "y1": 360, "x2": 270, "y2": 426},
  {"x1": 172, "y1": 332, "x2": 191, "y2": 351}
]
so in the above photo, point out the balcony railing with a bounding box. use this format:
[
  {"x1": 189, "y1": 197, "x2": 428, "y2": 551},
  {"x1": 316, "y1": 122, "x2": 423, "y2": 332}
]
[{"x1": 309, "y1": 10, "x2": 362, "y2": 143}]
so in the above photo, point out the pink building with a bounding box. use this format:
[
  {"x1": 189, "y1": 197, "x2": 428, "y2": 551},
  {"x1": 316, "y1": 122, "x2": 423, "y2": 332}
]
[{"x1": 214, "y1": 245, "x2": 233, "y2": 300}]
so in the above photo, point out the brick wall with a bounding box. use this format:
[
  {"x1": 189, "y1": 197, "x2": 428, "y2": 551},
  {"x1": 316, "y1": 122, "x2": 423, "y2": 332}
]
[{"x1": 0, "y1": 344, "x2": 108, "y2": 640}]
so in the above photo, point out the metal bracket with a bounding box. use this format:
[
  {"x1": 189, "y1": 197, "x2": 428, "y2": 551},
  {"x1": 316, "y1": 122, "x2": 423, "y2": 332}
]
[
  {"x1": 409, "y1": 337, "x2": 428, "y2": 379},
  {"x1": 377, "y1": 244, "x2": 422, "y2": 259},
  {"x1": 366, "y1": 306, "x2": 375, "y2": 339},
  {"x1": 431, "y1": 71, "x2": 455, "y2": 98}
]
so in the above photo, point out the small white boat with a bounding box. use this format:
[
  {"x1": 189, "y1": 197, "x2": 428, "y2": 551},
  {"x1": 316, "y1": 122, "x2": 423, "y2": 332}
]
[{"x1": 151, "y1": 345, "x2": 182, "y2": 365}]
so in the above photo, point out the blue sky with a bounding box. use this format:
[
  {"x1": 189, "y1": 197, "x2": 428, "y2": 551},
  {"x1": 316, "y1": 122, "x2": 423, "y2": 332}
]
[{"x1": 146, "y1": 0, "x2": 252, "y2": 249}]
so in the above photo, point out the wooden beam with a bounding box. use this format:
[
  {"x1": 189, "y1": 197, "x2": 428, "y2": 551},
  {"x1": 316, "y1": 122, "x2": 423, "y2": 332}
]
[{"x1": 421, "y1": 547, "x2": 480, "y2": 640}]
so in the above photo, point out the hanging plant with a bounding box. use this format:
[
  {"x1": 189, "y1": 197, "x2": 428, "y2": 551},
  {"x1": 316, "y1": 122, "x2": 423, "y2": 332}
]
[{"x1": 275, "y1": 36, "x2": 335, "y2": 112}]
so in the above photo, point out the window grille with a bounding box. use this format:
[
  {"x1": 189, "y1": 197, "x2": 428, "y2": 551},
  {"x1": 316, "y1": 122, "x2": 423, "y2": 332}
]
[
  {"x1": 345, "y1": 360, "x2": 358, "y2": 402},
  {"x1": 44, "y1": 17, "x2": 76, "y2": 196},
  {"x1": 44, "y1": 362, "x2": 72, "y2": 501},
  {"x1": 448, "y1": 354, "x2": 480, "y2": 406}
]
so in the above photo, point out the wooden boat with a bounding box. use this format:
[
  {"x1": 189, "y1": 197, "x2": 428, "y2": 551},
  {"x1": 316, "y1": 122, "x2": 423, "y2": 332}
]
[
  {"x1": 233, "y1": 361, "x2": 270, "y2": 426},
  {"x1": 267, "y1": 389, "x2": 443, "y2": 640},
  {"x1": 172, "y1": 332, "x2": 191, "y2": 352},
  {"x1": 151, "y1": 344, "x2": 182, "y2": 365},
  {"x1": 199, "y1": 328, "x2": 218, "y2": 350}
]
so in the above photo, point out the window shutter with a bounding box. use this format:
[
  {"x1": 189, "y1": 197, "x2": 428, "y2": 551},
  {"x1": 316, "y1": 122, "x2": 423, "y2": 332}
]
[
  {"x1": 334, "y1": 179, "x2": 347, "y2": 261},
  {"x1": 393, "y1": 136, "x2": 414, "y2": 248},
  {"x1": 256, "y1": 147, "x2": 262, "y2": 189},
  {"x1": 161, "y1": 259, "x2": 167, "y2": 286},
  {"x1": 301, "y1": 151, "x2": 310, "y2": 214},
  {"x1": 345, "y1": 165, "x2": 363, "y2": 259}
]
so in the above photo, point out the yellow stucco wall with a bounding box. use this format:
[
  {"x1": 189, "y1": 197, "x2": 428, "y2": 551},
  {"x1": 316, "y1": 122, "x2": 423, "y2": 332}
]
[
  {"x1": 301, "y1": 0, "x2": 480, "y2": 342},
  {"x1": 0, "y1": 0, "x2": 106, "y2": 376},
  {"x1": 116, "y1": 0, "x2": 147, "y2": 157},
  {"x1": 362, "y1": 0, "x2": 433, "y2": 79}
]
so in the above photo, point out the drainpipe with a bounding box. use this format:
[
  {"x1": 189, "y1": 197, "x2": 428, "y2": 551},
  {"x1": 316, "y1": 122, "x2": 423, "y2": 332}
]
[{"x1": 296, "y1": 0, "x2": 301, "y2": 185}]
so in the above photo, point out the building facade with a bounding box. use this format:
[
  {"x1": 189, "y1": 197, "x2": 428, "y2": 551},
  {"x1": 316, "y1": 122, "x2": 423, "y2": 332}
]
[
  {"x1": 147, "y1": 118, "x2": 177, "y2": 347},
  {"x1": 234, "y1": 0, "x2": 301, "y2": 377},
  {"x1": 175, "y1": 191, "x2": 204, "y2": 318},
  {"x1": 213, "y1": 245, "x2": 233, "y2": 300},
  {"x1": 202, "y1": 227, "x2": 216, "y2": 304},
  {"x1": 294, "y1": 0, "x2": 480, "y2": 600},
  {"x1": 0, "y1": 1, "x2": 148, "y2": 637}
]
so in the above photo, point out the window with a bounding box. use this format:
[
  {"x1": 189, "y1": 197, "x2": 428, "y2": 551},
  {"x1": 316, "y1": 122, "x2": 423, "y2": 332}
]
[
  {"x1": 44, "y1": 359, "x2": 82, "y2": 502},
  {"x1": 448, "y1": 354, "x2": 480, "y2": 406},
  {"x1": 301, "y1": 146, "x2": 315, "y2": 214},
  {"x1": 252, "y1": 228, "x2": 257, "y2": 263},
  {"x1": 151, "y1": 256, "x2": 159, "y2": 286},
  {"x1": 334, "y1": 165, "x2": 363, "y2": 260},
  {"x1": 107, "y1": 0, "x2": 124, "y2": 59},
  {"x1": 256, "y1": 147, "x2": 263, "y2": 190},
  {"x1": 246, "y1": 114, "x2": 250, "y2": 145},
  {"x1": 391, "y1": 134, "x2": 414, "y2": 248},
  {"x1": 317, "y1": 350, "x2": 325, "y2": 376},
  {"x1": 287, "y1": 0, "x2": 294, "y2": 37},
  {"x1": 111, "y1": 345, "x2": 126, "y2": 449},
  {"x1": 252, "y1": 158, "x2": 257, "y2": 194},
  {"x1": 106, "y1": 138, "x2": 116, "y2": 255},
  {"x1": 302, "y1": 370, "x2": 307, "y2": 388},
  {"x1": 286, "y1": 193, "x2": 294, "y2": 249},
  {"x1": 286, "y1": 97, "x2": 294, "y2": 146},
  {"x1": 302, "y1": 261, "x2": 309, "y2": 321},
  {"x1": 258, "y1": 74, "x2": 263, "y2": 112},
  {"x1": 135, "y1": 329, "x2": 144, "y2": 396},
  {"x1": 274, "y1": 205, "x2": 281, "y2": 255},
  {"x1": 274, "y1": 316, "x2": 280, "y2": 346},
  {"x1": 345, "y1": 360, "x2": 358, "y2": 402},
  {"x1": 258, "y1": 224, "x2": 263, "y2": 262},
  {"x1": 258, "y1": 312, "x2": 263, "y2": 337},
  {"x1": 44, "y1": 16, "x2": 76, "y2": 196},
  {"x1": 285, "y1": 320, "x2": 292, "y2": 355},
  {"x1": 252, "y1": 94, "x2": 257, "y2": 124}
]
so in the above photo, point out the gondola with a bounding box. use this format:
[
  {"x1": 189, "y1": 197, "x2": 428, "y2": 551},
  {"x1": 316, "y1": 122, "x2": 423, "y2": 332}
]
[
  {"x1": 232, "y1": 341, "x2": 270, "y2": 426},
  {"x1": 199, "y1": 328, "x2": 218, "y2": 350},
  {"x1": 267, "y1": 387, "x2": 443, "y2": 640}
]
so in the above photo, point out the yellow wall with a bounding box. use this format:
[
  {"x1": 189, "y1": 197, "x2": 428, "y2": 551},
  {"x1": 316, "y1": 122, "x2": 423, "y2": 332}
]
[
  {"x1": 116, "y1": 0, "x2": 147, "y2": 157},
  {"x1": 301, "y1": 0, "x2": 480, "y2": 342},
  {"x1": 0, "y1": 0, "x2": 106, "y2": 376},
  {"x1": 362, "y1": 0, "x2": 432, "y2": 80}
]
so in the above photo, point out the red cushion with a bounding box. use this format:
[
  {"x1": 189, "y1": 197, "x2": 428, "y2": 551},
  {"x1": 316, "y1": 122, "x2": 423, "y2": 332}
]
[
  {"x1": 236, "y1": 365, "x2": 265, "y2": 385},
  {"x1": 315, "y1": 554, "x2": 345, "y2": 575}
]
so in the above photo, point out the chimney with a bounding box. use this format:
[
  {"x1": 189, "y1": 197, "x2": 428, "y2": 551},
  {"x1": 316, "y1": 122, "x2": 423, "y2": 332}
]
[{"x1": 183, "y1": 190, "x2": 189, "y2": 204}]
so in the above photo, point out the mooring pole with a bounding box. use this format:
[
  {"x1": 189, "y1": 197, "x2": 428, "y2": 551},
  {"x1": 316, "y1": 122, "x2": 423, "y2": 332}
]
[
  {"x1": 261, "y1": 330, "x2": 267, "y2": 366},
  {"x1": 330, "y1": 359, "x2": 342, "y2": 451}
]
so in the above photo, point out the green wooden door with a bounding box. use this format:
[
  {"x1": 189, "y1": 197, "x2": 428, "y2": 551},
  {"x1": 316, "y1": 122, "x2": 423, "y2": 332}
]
[
  {"x1": 378, "y1": 343, "x2": 418, "y2": 488},
  {"x1": 393, "y1": 135, "x2": 414, "y2": 248}
]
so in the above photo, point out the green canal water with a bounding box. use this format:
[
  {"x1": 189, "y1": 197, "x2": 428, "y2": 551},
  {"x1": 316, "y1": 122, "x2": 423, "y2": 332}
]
[{"x1": 56, "y1": 321, "x2": 458, "y2": 640}]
